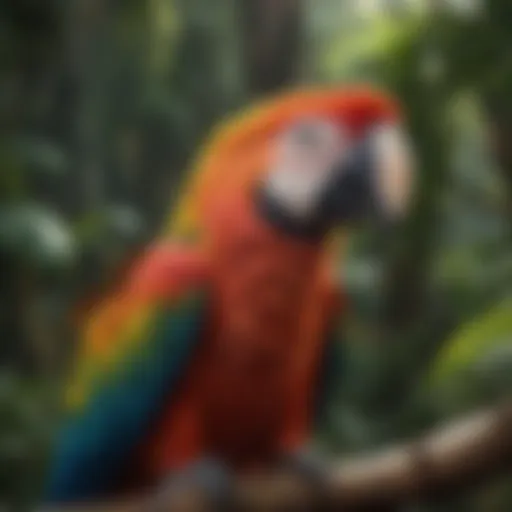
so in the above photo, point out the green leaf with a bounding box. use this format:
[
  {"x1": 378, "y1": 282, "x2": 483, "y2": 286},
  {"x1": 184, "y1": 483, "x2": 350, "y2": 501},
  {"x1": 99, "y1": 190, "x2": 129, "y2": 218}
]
[
  {"x1": 0, "y1": 204, "x2": 76, "y2": 274},
  {"x1": 427, "y1": 296, "x2": 512, "y2": 386},
  {"x1": 322, "y1": 14, "x2": 424, "y2": 82}
]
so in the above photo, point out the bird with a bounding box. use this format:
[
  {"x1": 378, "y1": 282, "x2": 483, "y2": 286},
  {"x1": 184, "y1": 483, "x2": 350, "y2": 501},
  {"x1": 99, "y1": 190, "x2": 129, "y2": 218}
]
[{"x1": 43, "y1": 85, "x2": 415, "y2": 509}]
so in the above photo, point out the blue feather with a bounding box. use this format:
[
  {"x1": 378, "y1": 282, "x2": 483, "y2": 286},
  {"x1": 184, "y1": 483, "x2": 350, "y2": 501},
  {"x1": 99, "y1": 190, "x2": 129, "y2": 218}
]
[{"x1": 44, "y1": 291, "x2": 207, "y2": 503}]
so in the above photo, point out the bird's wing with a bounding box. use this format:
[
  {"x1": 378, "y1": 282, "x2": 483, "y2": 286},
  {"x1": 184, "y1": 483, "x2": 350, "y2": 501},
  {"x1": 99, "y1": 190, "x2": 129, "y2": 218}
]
[{"x1": 45, "y1": 243, "x2": 210, "y2": 503}]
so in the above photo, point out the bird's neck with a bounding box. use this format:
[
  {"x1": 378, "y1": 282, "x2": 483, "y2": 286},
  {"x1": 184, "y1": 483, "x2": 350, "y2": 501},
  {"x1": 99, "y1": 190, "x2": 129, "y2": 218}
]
[
  {"x1": 205, "y1": 187, "x2": 327, "y2": 279},
  {"x1": 253, "y1": 185, "x2": 329, "y2": 243}
]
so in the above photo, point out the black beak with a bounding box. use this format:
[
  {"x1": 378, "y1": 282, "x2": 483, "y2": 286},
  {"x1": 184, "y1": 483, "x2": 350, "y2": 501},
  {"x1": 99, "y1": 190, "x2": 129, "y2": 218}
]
[{"x1": 319, "y1": 133, "x2": 382, "y2": 226}]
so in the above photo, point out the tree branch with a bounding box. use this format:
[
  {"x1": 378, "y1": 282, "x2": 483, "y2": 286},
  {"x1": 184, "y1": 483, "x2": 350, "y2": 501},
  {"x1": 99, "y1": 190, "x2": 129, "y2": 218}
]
[{"x1": 43, "y1": 400, "x2": 512, "y2": 511}]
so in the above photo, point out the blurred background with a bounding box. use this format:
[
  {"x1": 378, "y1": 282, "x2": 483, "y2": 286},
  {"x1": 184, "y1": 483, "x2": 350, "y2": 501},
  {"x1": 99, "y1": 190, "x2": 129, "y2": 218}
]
[{"x1": 1, "y1": 0, "x2": 512, "y2": 510}]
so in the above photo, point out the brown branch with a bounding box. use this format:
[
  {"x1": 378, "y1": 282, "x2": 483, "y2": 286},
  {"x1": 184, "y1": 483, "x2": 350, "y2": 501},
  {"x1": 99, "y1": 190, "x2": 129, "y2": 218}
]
[
  {"x1": 43, "y1": 400, "x2": 512, "y2": 511},
  {"x1": 330, "y1": 400, "x2": 512, "y2": 508}
]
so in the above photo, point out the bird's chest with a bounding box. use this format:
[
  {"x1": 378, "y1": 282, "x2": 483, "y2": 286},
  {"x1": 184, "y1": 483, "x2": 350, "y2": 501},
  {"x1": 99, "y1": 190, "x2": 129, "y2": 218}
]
[
  {"x1": 195, "y1": 202, "x2": 328, "y2": 448},
  {"x1": 199, "y1": 253, "x2": 318, "y2": 452},
  {"x1": 208, "y1": 248, "x2": 316, "y2": 380}
]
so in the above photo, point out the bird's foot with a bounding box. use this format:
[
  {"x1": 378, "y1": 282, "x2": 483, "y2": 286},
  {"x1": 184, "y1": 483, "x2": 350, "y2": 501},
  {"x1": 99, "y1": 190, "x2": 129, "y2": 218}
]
[{"x1": 147, "y1": 458, "x2": 235, "y2": 512}]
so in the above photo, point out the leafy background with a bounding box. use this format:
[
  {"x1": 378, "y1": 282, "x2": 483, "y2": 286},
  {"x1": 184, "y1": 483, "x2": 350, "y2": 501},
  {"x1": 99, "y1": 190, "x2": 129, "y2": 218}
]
[{"x1": 1, "y1": 0, "x2": 512, "y2": 510}]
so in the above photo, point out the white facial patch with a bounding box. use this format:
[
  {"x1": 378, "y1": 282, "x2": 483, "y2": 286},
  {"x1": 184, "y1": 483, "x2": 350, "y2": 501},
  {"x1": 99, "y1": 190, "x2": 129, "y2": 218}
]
[
  {"x1": 266, "y1": 118, "x2": 348, "y2": 220},
  {"x1": 372, "y1": 124, "x2": 415, "y2": 219}
]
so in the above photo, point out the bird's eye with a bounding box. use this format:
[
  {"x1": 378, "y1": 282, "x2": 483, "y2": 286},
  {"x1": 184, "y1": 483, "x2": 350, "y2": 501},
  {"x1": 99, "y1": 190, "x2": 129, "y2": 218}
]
[{"x1": 270, "y1": 118, "x2": 346, "y2": 185}]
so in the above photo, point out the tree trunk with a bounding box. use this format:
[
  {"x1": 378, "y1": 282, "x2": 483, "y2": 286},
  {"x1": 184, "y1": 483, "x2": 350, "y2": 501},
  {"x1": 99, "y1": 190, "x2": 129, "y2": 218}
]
[
  {"x1": 380, "y1": 19, "x2": 451, "y2": 334},
  {"x1": 60, "y1": 0, "x2": 111, "y2": 216},
  {"x1": 237, "y1": 0, "x2": 303, "y2": 97}
]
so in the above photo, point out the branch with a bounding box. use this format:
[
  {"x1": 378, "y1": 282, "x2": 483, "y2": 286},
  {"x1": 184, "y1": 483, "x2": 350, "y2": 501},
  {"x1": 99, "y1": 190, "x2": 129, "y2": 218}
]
[
  {"x1": 43, "y1": 400, "x2": 512, "y2": 511},
  {"x1": 330, "y1": 400, "x2": 512, "y2": 508}
]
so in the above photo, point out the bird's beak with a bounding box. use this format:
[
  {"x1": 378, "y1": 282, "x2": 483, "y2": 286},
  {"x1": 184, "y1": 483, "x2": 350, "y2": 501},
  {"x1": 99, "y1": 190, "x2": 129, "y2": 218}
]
[{"x1": 319, "y1": 125, "x2": 415, "y2": 229}]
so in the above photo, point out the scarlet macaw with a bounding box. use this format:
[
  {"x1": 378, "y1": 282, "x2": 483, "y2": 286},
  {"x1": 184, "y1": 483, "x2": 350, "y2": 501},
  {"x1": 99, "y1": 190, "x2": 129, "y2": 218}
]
[{"x1": 44, "y1": 86, "x2": 414, "y2": 507}]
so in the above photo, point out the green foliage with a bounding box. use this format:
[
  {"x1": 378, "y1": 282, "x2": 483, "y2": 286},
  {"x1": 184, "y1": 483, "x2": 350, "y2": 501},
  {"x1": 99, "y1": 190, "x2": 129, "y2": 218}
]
[
  {"x1": 76, "y1": 204, "x2": 146, "y2": 247},
  {"x1": 13, "y1": 138, "x2": 67, "y2": 178},
  {"x1": 427, "y1": 296, "x2": 512, "y2": 389},
  {"x1": 322, "y1": 14, "x2": 424, "y2": 83},
  {"x1": 0, "y1": 204, "x2": 76, "y2": 276},
  {"x1": 0, "y1": 373, "x2": 57, "y2": 510}
]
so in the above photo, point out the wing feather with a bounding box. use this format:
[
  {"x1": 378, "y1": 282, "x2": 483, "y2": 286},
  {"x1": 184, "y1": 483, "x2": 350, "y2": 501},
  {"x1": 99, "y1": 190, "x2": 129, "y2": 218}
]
[{"x1": 45, "y1": 244, "x2": 209, "y2": 503}]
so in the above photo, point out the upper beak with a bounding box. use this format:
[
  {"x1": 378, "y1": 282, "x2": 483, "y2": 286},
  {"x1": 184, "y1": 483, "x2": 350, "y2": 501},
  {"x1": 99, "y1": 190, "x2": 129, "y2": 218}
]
[
  {"x1": 321, "y1": 125, "x2": 414, "y2": 227},
  {"x1": 319, "y1": 136, "x2": 379, "y2": 225}
]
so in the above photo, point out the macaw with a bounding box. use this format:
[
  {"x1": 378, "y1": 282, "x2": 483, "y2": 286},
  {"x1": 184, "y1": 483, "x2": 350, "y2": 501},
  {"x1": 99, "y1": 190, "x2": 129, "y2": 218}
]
[{"x1": 44, "y1": 86, "x2": 414, "y2": 507}]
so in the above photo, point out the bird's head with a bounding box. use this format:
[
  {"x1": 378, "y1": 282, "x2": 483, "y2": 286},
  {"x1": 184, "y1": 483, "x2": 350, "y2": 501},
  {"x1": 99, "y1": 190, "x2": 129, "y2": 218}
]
[
  {"x1": 167, "y1": 87, "x2": 416, "y2": 242},
  {"x1": 257, "y1": 111, "x2": 416, "y2": 239}
]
